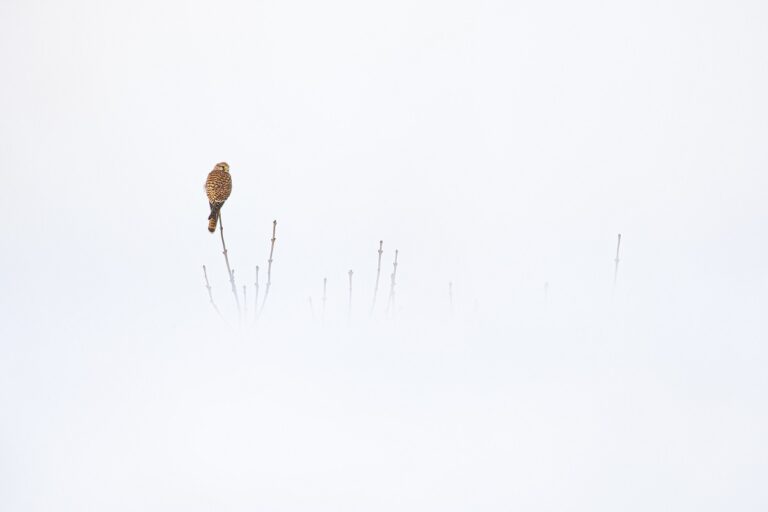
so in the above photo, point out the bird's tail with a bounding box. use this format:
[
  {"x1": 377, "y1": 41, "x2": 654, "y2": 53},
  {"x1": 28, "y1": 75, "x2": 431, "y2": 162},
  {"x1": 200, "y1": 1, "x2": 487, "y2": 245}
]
[{"x1": 208, "y1": 204, "x2": 219, "y2": 233}]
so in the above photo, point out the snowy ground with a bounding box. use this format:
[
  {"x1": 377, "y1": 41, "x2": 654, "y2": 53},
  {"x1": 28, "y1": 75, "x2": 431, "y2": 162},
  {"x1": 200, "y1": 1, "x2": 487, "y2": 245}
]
[{"x1": 2, "y1": 287, "x2": 766, "y2": 510}]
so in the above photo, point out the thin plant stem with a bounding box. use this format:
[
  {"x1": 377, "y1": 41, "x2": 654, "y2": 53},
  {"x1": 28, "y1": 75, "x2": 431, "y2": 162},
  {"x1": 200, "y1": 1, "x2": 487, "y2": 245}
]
[
  {"x1": 386, "y1": 249, "x2": 399, "y2": 315},
  {"x1": 322, "y1": 277, "x2": 327, "y2": 325},
  {"x1": 217, "y1": 211, "x2": 241, "y2": 319},
  {"x1": 370, "y1": 240, "x2": 383, "y2": 316},
  {"x1": 259, "y1": 220, "x2": 277, "y2": 316},
  {"x1": 202, "y1": 265, "x2": 223, "y2": 318}
]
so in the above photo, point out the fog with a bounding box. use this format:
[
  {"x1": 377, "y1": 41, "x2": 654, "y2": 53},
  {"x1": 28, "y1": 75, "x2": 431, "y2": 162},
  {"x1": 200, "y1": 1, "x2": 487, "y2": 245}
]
[{"x1": 1, "y1": 0, "x2": 767, "y2": 510}]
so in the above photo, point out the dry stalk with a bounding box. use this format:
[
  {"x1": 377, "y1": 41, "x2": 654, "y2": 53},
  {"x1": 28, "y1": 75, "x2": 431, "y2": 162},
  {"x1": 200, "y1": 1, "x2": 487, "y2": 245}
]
[
  {"x1": 322, "y1": 277, "x2": 327, "y2": 324},
  {"x1": 217, "y1": 211, "x2": 241, "y2": 319},
  {"x1": 258, "y1": 220, "x2": 277, "y2": 316},
  {"x1": 202, "y1": 265, "x2": 223, "y2": 318},
  {"x1": 370, "y1": 240, "x2": 383, "y2": 315},
  {"x1": 386, "y1": 249, "x2": 399, "y2": 314}
]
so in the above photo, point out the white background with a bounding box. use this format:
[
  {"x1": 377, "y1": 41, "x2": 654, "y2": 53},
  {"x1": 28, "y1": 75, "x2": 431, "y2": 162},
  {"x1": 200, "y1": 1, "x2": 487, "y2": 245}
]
[{"x1": 1, "y1": 0, "x2": 766, "y2": 510}]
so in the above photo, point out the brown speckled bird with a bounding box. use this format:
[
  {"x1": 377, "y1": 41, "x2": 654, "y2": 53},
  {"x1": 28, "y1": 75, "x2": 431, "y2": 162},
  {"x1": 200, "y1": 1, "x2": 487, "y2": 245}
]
[{"x1": 205, "y1": 162, "x2": 232, "y2": 233}]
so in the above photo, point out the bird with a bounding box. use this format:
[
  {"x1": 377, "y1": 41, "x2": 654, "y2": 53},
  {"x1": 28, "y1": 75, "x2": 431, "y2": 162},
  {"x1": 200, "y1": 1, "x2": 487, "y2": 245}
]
[{"x1": 205, "y1": 162, "x2": 232, "y2": 233}]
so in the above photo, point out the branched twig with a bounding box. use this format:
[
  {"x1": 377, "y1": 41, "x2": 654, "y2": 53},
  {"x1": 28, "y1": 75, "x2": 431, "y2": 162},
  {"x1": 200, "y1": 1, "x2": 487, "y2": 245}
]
[
  {"x1": 370, "y1": 240, "x2": 383, "y2": 315},
  {"x1": 202, "y1": 265, "x2": 223, "y2": 318},
  {"x1": 218, "y1": 211, "x2": 241, "y2": 319},
  {"x1": 386, "y1": 249, "x2": 399, "y2": 315},
  {"x1": 259, "y1": 220, "x2": 277, "y2": 316}
]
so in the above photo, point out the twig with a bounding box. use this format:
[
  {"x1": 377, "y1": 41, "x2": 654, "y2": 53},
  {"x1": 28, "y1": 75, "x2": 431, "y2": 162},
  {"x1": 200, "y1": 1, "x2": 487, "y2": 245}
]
[
  {"x1": 370, "y1": 240, "x2": 383, "y2": 315},
  {"x1": 386, "y1": 249, "x2": 399, "y2": 315},
  {"x1": 242, "y1": 284, "x2": 247, "y2": 315},
  {"x1": 202, "y1": 265, "x2": 223, "y2": 318},
  {"x1": 348, "y1": 269, "x2": 354, "y2": 322},
  {"x1": 259, "y1": 220, "x2": 277, "y2": 315},
  {"x1": 322, "y1": 277, "x2": 327, "y2": 325},
  {"x1": 218, "y1": 211, "x2": 241, "y2": 319}
]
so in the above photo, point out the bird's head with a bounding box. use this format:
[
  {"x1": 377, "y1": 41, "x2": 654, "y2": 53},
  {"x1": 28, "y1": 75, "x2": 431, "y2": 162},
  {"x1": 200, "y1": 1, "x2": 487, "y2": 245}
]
[{"x1": 214, "y1": 162, "x2": 230, "y2": 173}]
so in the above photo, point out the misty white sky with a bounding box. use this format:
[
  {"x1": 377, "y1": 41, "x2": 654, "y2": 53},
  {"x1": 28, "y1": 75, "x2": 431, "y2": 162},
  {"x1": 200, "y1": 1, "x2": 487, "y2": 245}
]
[{"x1": 1, "y1": 0, "x2": 767, "y2": 510}]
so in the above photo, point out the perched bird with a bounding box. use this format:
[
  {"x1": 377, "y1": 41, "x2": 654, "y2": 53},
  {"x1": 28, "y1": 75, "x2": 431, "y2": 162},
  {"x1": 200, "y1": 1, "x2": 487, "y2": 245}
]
[{"x1": 205, "y1": 162, "x2": 232, "y2": 233}]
